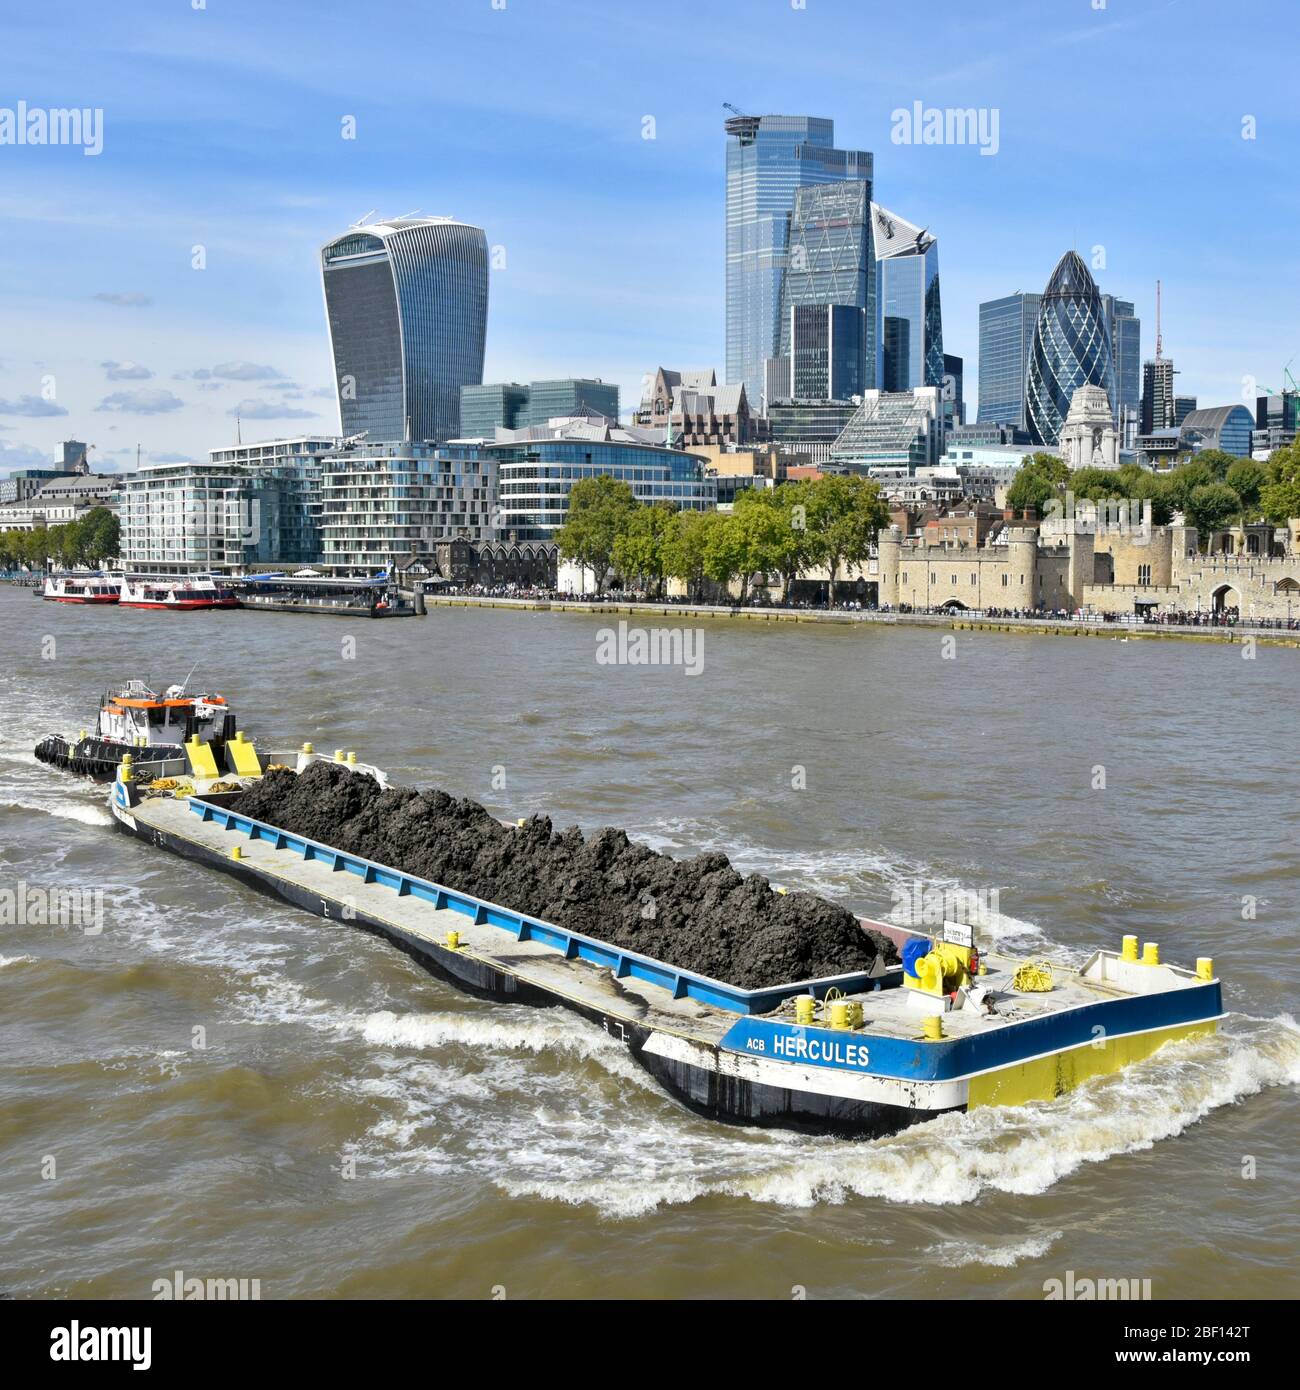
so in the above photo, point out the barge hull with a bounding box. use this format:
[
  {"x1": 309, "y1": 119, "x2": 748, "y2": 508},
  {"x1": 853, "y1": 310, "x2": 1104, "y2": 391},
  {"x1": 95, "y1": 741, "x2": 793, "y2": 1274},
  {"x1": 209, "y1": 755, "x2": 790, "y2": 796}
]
[{"x1": 109, "y1": 799, "x2": 956, "y2": 1138}]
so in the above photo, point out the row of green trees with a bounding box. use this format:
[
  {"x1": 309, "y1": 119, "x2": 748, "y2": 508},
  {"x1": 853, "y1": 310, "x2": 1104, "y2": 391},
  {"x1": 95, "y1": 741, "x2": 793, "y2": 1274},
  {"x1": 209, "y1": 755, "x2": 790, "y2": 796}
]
[
  {"x1": 1005, "y1": 445, "x2": 1300, "y2": 540},
  {"x1": 555, "y1": 474, "x2": 890, "y2": 604},
  {"x1": 0, "y1": 507, "x2": 120, "y2": 572}
]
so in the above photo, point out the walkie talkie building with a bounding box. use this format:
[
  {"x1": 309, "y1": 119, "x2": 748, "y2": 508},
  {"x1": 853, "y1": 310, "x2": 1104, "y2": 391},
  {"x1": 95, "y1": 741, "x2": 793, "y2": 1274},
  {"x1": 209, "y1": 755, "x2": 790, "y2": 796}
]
[
  {"x1": 1025, "y1": 251, "x2": 1116, "y2": 447},
  {"x1": 320, "y1": 217, "x2": 489, "y2": 445}
]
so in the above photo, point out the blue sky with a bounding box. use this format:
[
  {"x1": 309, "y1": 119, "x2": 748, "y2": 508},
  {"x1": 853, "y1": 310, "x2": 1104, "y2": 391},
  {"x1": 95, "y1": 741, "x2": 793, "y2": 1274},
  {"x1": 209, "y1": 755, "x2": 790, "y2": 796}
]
[{"x1": 2, "y1": 0, "x2": 1297, "y2": 473}]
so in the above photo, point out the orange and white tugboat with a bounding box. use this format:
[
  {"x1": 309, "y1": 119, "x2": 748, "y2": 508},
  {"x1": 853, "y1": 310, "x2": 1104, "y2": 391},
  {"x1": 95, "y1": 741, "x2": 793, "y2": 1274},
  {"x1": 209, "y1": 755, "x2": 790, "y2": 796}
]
[
  {"x1": 119, "y1": 575, "x2": 240, "y2": 610},
  {"x1": 42, "y1": 573, "x2": 121, "y2": 604},
  {"x1": 35, "y1": 679, "x2": 240, "y2": 781}
]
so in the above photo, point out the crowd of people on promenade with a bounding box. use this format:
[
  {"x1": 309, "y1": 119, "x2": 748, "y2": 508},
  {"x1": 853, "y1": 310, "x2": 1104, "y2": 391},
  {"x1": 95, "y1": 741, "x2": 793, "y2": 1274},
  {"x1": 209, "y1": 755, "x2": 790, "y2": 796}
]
[{"x1": 430, "y1": 584, "x2": 1298, "y2": 632}]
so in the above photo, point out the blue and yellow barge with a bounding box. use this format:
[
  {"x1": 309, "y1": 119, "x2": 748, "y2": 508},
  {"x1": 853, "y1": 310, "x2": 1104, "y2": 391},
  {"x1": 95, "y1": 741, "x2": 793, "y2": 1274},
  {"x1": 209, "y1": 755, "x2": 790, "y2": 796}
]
[{"x1": 108, "y1": 753, "x2": 1224, "y2": 1139}]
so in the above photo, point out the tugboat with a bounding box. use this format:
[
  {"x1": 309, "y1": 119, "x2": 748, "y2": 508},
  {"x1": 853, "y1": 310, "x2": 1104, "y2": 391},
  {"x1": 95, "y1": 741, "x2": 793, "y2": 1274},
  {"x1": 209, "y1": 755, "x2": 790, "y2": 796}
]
[
  {"x1": 42, "y1": 574, "x2": 121, "y2": 603},
  {"x1": 35, "y1": 679, "x2": 240, "y2": 781},
  {"x1": 119, "y1": 575, "x2": 240, "y2": 610}
]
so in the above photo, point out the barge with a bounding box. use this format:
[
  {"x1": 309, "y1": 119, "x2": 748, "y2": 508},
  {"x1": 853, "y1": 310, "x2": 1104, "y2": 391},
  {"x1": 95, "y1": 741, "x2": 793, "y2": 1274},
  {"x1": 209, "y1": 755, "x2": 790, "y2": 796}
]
[{"x1": 106, "y1": 751, "x2": 1225, "y2": 1139}]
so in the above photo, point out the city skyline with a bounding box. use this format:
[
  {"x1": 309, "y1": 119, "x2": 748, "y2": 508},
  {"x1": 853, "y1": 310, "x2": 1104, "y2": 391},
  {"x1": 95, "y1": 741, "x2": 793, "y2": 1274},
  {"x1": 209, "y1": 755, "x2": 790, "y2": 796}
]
[{"x1": 3, "y1": 0, "x2": 1298, "y2": 472}]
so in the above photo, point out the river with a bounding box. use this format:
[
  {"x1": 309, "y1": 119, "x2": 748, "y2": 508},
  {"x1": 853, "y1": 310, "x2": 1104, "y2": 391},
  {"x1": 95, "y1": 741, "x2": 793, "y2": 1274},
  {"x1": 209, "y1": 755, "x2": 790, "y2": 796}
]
[{"x1": 1, "y1": 585, "x2": 1296, "y2": 1299}]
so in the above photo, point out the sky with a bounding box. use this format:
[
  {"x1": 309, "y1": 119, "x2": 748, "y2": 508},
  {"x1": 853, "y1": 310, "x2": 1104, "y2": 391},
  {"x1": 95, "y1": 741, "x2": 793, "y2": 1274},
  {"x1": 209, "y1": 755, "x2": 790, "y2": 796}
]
[{"x1": 2, "y1": 0, "x2": 1298, "y2": 474}]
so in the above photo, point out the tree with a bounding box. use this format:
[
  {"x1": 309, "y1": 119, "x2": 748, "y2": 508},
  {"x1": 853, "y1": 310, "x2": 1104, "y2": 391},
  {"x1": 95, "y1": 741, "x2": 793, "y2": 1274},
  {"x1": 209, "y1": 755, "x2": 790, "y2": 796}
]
[
  {"x1": 1006, "y1": 465, "x2": 1056, "y2": 516},
  {"x1": 554, "y1": 475, "x2": 635, "y2": 592},
  {"x1": 1184, "y1": 482, "x2": 1242, "y2": 541},
  {"x1": 661, "y1": 508, "x2": 719, "y2": 601},
  {"x1": 1225, "y1": 458, "x2": 1268, "y2": 514},
  {"x1": 1260, "y1": 445, "x2": 1300, "y2": 524},
  {"x1": 701, "y1": 510, "x2": 751, "y2": 598},
  {"x1": 1162, "y1": 458, "x2": 1215, "y2": 516},
  {"x1": 1193, "y1": 449, "x2": 1238, "y2": 482},
  {"x1": 611, "y1": 501, "x2": 673, "y2": 596},
  {"x1": 729, "y1": 486, "x2": 810, "y2": 599},
  {"x1": 804, "y1": 473, "x2": 888, "y2": 607}
]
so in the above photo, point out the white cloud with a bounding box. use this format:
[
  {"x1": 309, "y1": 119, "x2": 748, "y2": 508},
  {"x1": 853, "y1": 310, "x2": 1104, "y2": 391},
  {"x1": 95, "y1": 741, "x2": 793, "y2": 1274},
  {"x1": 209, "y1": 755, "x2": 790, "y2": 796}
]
[
  {"x1": 0, "y1": 395, "x2": 69, "y2": 417},
  {"x1": 96, "y1": 388, "x2": 186, "y2": 415},
  {"x1": 102, "y1": 360, "x2": 155, "y2": 381},
  {"x1": 93, "y1": 292, "x2": 152, "y2": 307},
  {"x1": 228, "y1": 398, "x2": 317, "y2": 420},
  {"x1": 0, "y1": 441, "x2": 54, "y2": 471},
  {"x1": 183, "y1": 361, "x2": 286, "y2": 382}
]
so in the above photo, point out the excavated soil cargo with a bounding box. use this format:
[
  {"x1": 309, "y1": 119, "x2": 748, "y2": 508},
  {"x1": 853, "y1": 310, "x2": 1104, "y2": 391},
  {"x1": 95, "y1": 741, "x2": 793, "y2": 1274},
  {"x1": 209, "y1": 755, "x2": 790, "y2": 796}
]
[{"x1": 227, "y1": 761, "x2": 897, "y2": 990}]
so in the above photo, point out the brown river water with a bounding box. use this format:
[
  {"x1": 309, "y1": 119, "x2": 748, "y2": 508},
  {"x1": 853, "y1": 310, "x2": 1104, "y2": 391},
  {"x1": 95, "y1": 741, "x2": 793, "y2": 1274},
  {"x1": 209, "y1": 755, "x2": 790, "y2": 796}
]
[{"x1": 1, "y1": 585, "x2": 1297, "y2": 1299}]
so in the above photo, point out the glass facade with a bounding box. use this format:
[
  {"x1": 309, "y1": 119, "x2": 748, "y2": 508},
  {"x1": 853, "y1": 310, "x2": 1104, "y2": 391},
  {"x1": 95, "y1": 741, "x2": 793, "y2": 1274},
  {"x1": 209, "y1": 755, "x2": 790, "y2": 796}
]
[
  {"x1": 1103, "y1": 295, "x2": 1141, "y2": 429},
  {"x1": 766, "y1": 398, "x2": 859, "y2": 446},
  {"x1": 524, "y1": 379, "x2": 619, "y2": 426},
  {"x1": 492, "y1": 439, "x2": 715, "y2": 540},
  {"x1": 830, "y1": 388, "x2": 943, "y2": 472},
  {"x1": 321, "y1": 218, "x2": 489, "y2": 445},
  {"x1": 977, "y1": 292, "x2": 1040, "y2": 427},
  {"x1": 1025, "y1": 252, "x2": 1116, "y2": 447},
  {"x1": 777, "y1": 180, "x2": 874, "y2": 389},
  {"x1": 872, "y1": 203, "x2": 943, "y2": 392},
  {"x1": 791, "y1": 303, "x2": 866, "y2": 400},
  {"x1": 459, "y1": 382, "x2": 530, "y2": 440},
  {"x1": 725, "y1": 115, "x2": 872, "y2": 407},
  {"x1": 1180, "y1": 406, "x2": 1255, "y2": 458}
]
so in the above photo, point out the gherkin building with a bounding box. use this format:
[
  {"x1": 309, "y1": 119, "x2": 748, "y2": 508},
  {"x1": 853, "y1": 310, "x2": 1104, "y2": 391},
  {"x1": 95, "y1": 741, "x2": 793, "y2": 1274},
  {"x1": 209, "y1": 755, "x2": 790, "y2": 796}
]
[{"x1": 1025, "y1": 251, "x2": 1116, "y2": 446}]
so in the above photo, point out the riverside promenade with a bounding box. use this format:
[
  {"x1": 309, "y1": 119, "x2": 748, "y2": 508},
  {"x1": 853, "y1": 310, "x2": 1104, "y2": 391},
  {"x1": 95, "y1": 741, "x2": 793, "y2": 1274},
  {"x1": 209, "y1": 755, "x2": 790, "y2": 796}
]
[{"x1": 420, "y1": 593, "x2": 1300, "y2": 648}]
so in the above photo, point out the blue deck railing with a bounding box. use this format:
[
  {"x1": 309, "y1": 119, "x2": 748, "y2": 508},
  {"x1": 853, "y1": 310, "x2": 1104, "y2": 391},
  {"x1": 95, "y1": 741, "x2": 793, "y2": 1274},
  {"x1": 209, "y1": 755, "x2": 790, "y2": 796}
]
[{"x1": 187, "y1": 796, "x2": 881, "y2": 1015}]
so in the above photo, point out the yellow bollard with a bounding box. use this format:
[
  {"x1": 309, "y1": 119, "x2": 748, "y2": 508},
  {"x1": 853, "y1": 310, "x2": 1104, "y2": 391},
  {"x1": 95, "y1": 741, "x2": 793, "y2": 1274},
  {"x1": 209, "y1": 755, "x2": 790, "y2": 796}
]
[
  {"x1": 922, "y1": 1014, "x2": 945, "y2": 1041},
  {"x1": 1196, "y1": 957, "x2": 1214, "y2": 980},
  {"x1": 829, "y1": 999, "x2": 850, "y2": 1029},
  {"x1": 1142, "y1": 941, "x2": 1160, "y2": 966},
  {"x1": 446, "y1": 930, "x2": 460, "y2": 950},
  {"x1": 347, "y1": 751, "x2": 357, "y2": 765},
  {"x1": 794, "y1": 996, "x2": 815, "y2": 1026},
  {"x1": 1121, "y1": 935, "x2": 1139, "y2": 961},
  {"x1": 230, "y1": 845, "x2": 242, "y2": 861},
  {"x1": 334, "y1": 749, "x2": 345, "y2": 762},
  {"x1": 119, "y1": 754, "x2": 134, "y2": 784},
  {"x1": 301, "y1": 742, "x2": 314, "y2": 755}
]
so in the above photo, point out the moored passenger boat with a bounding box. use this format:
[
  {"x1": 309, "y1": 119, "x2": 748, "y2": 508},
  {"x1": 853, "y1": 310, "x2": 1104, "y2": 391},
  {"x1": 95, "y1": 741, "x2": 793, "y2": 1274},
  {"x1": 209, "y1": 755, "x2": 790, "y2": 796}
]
[
  {"x1": 119, "y1": 575, "x2": 240, "y2": 610},
  {"x1": 42, "y1": 573, "x2": 121, "y2": 603}
]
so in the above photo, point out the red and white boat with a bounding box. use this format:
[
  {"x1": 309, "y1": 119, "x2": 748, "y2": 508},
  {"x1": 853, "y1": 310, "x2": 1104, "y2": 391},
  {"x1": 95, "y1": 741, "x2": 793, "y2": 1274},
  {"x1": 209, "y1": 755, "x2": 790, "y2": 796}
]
[
  {"x1": 42, "y1": 574, "x2": 121, "y2": 604},
  {"x1": 119, "y1": 575, "x2": 241, "y2": 610}
]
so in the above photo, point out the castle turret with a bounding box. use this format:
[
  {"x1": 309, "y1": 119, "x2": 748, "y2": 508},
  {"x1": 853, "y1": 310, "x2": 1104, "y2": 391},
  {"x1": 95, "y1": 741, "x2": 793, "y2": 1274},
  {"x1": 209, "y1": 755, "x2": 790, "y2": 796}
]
[
  {"x1": 1007, "y1": 527, "x2": 1038, "y2": 607},
  {"x1": 877, "y1": 524, "x2": 902, "y2": 606}
]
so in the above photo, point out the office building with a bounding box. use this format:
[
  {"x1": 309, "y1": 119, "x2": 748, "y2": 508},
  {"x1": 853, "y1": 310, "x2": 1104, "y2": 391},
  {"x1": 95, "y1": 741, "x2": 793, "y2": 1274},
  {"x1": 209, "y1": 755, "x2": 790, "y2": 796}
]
[
  {"x1": 491, "y1": 418, "x2": 714, "y2": 540},
  {"x1": 635, "y1": 369, "x2": 716, "y2": 428},
  {"x1": 775, "y1": 180, "x2": 875, "y2": 394},
  {"x1": 1141, "y1": 358, "x2": 1177, "y2": 434},
  {"x1": 977, "y1": 292, "x2": 1041, "y2": 428},
  {"x1": 1103, "y1": 296, "x2": 1141, "y2": 429},
  {"x1": 1253, "y1": 390, "x2": 1299, "y2": 457},
  {"x1": 1179, "y1": 406, "x2": 1255, "y2": 458},
  {"x1": 724, "y1": 113, "x2": 872, "y2": 406},
  {"x1": 459, "y1": 382, "x2": 530, "y2": 440},
  {"x1": 1025, "y1": 251, "x2": 1116, "y2": 447},
  {"x1": 1174, "y1": 395, "x2": 1198, "y2": 427},
  {"x1": 525, "y1": 378, "x2": 619, "y2": 427},
  {"x1": 942, "y1": 353, "x2": 964, "y2": 429},
  {"x1": 872, "y1": 203, "x2": 943, "y2": 393},
  {"x1": 320, "y1": 217, "x2": 489, "y2": 444},
  {"x1": 790, "y1": 303, "x2": 868, "y2": 401},
  {"x1": 830, "y1": 387, "x2": 944, "y2": 472}
]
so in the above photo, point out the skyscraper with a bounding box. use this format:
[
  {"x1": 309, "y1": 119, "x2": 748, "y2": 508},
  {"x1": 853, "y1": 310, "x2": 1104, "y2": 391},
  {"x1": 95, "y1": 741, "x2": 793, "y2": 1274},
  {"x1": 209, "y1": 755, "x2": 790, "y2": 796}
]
[
  {"x1": 724, "y1": 114, "x2": 872, "y2": 405},
  {"x1": 321, "y1": 217, "x2": 489, "y2": 445},
  {"x1": 1025, "y1": 251, "x2": 1116, "y2": 447},
  {"x1": 1141, "y1": 358, "x2": 1176, "y2": 434},
  {"x1": 777, "y1": 180, "x2": 874, "y2": 390},
  {"x1": 872, "y1": 203, "x2": 943, "y2": 392},
  {"x1": 1103, "y1": 295, "x2": 1141, "y2": 433},
  {"x1": 977, "y1": 292, "x2": 1040, "y2": 428}
]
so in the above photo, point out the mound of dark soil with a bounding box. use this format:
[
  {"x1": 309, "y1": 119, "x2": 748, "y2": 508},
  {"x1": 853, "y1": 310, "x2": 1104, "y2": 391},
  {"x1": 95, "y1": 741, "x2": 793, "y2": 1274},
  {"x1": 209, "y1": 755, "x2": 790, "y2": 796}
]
[{"x1": 227, "y1": 761, "x2": 896, "y2": 990}]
